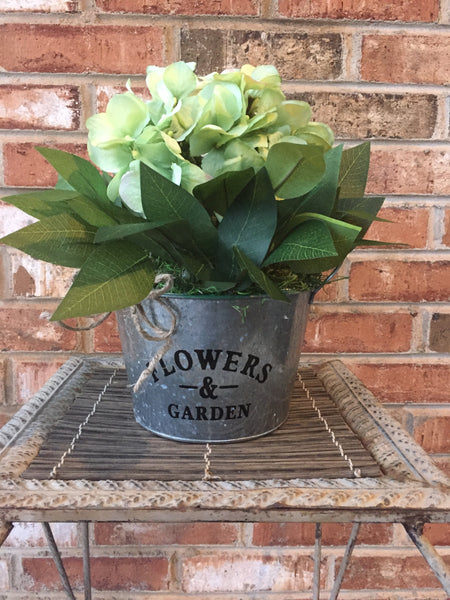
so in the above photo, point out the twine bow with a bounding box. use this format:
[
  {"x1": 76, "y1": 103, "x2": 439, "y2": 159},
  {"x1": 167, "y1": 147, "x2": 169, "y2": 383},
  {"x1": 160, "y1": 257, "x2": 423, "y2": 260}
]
[{"x1": 130, "y1": 273, "x2": 177, "y2": 393}]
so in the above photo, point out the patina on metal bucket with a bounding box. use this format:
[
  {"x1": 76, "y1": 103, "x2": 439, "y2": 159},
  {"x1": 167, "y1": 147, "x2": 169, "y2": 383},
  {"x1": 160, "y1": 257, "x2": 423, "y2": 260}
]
[{"x1": 116, "y1": 292, "x2": 311, "y2": 443}]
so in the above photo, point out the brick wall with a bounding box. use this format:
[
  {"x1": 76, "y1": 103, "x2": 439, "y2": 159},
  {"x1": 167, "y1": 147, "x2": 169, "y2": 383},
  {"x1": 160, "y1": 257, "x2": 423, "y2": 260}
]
[{"x1": 0, "y1": 0, "x2": 449, "y2": 597}]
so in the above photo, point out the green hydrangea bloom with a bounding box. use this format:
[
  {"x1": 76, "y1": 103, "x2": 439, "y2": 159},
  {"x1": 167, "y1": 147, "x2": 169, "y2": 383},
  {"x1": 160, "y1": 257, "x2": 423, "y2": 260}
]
[{"x1": 86, "y1": 61, "x2": 334, "y2": 206}]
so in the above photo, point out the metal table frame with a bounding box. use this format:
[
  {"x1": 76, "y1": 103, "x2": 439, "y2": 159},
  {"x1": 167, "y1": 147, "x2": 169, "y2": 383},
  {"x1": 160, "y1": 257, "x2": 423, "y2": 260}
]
[{"x1": 0, "y1": 357, "x2": 449, "y2": 599}]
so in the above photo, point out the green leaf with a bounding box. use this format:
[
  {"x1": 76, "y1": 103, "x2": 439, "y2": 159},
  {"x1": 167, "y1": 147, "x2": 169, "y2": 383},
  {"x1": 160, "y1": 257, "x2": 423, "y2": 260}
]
[
  {"x1": 51, "y1": 242, "x2": 155, "y2": 320},
  {"x1": 338, "y1": 141, "x2": 371, "y2": 199},
  {"x1": 140, "y1": 162, "x2": 218, "y2": 256},
  {"x1": 69, "y1": 196, "x2": 118, "y2": 228},
  {"x1": 234, "y1": 247, "x2": 288, "y2": 302},
  {"x1": 216, "y1": 167, "x2": 277, "y2": 280},
  {"x1": 298, "y1": 144, "x2": 343, "y2": 215},
  {"x1": 0, "y1": 189, "x2": 78, "y2": 220},
  {"x1": 193, "y1": 168, "x2": 255, "y2": 216},
  {"x1": 264, "y1": 220, "x2": 338, "y2": 267},
  {"x1": 94, "y1": 219, "x2": 180, "y2": 243},
  {"x1": 282, "y1": 213, "x2": 361, "y2": 273},
  {"x1": 265, "y1": 142, "x2": 326, "y2": 199},
  {"x1": 36, "y1": 147, "x2": 109, "y2": 203},
  {"x1": 334, "y1": 196, "x2": 385, "y2": 238},
  {"x1": 0, "y1": 214, "x2": 96, "y2": 268}
]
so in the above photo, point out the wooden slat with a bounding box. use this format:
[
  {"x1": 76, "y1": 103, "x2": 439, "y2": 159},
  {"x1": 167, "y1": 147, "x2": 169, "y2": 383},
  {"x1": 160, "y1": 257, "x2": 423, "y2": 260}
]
[{"x1": 23, "y1": 367, "x2": 381, "y2": 481}]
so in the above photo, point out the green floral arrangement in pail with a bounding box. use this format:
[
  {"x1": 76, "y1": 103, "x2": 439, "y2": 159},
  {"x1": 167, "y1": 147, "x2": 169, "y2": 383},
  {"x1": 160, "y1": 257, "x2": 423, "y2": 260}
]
[{"x1": 1, "y1": 62, "x2": 384, "y2": 320}]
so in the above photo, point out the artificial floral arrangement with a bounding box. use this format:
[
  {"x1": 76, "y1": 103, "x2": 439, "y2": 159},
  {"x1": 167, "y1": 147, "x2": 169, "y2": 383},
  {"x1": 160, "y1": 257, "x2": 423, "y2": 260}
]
[{"x1": 1, "y1": 62, "x2": 384, "y2": 321}]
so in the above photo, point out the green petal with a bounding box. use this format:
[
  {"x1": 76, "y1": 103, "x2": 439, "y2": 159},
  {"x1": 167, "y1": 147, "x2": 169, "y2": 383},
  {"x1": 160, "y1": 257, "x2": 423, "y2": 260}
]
[
  {"x1": 275, "y1": 101, "x2": 312, "y2": 132},
  {"x1": 106, "y1": 92, "x2": 149, "y2": 138},
  {"x1": 163, "y1": 61, "x2": 198, "y2": 99},
  {"x1": 87, "y1": 139, "x2": 133, "y2": 173}
]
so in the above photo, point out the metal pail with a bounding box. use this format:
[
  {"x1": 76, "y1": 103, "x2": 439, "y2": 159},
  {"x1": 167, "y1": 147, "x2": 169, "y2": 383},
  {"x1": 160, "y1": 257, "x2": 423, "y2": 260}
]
[{"x1": 116, "y1": 292, "x2": 311, "y2": 443}]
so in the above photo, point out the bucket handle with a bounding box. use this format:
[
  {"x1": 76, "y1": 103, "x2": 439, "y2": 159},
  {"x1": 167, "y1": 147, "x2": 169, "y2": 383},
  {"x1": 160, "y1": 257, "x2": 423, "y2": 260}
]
[{"x1": 309, "y1": 265, "x2": 342, "y2": 304}]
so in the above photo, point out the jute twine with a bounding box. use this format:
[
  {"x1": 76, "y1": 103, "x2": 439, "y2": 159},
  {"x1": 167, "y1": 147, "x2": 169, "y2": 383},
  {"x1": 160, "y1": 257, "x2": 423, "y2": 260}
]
[
  {"x1": 52, "y1": 273, "x2": 176, "y2": 393},
  {"x1": 130, "y1": 273, "x2": 177, "y2": 393}
]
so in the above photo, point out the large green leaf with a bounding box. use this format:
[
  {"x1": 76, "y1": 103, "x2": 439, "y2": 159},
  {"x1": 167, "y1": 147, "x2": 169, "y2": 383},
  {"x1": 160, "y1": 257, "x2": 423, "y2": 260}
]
[
  {"x1": 69, "y1": 196, "x2": 118, "y2": 228},
  {"x1": 140, "y1": 162, "x2": 217, "y2": 256},
  {"x1": 334, "y1": 196, "x2": 385, "y2": 238},
  {"x1": 216, "y1": 167, "x2": 277, "y2": 280},
  {"x1": 282, "y1": 213, "x2": 361, "y2": 273},
  {"x1": 36, "y1": 147, "x2": 109, "y2": 203},
  {"x1": 264, "y1": 220, "x2": 337, "y2": 267},
  {"x1": 234, "y1": 247, "x2": 288, "y2": 302},
  {"x1": 94, "y1": 219, "x2": 180, "y2": 243},
  {"x1": 297, "y1": 144, "x2": 343, "y2": 215},
  {"x1": 0, "y1": 214, "x2": 96, "y2": 268},
  {"x1": 338, "y1": 142, "x2": 371, "y2": 198},
  {"x1": 1, "y1": 189, "x2": 79, "y2": 219},
  {"x1": 51, "y1": 242, "x2": 155, "y2": 320},
  {"x1": 265, "y1": 143, "x2": 325, "y2": 199},
  {"x1": 193, "y1": 168, "x2": 255, "y2": 216}
]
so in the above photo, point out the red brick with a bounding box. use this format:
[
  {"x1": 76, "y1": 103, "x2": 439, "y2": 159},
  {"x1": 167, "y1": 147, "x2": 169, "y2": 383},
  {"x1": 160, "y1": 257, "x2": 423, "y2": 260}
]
[
  {"x1": 349, "y1": 260, "x2": 450, "y2": 302},
  {"x1": 0, "y1": 86, "x2": 80, "y2": 130},
  {"x1": 94, "y1": 522, "x2": 240, "y2": 546},
  {"x1": 3, "y1": 142, "x2": 87, "y2": 187},
  {"x1": 20, "y1": 557, "x2": 83, "y2": 591},
  {"x1": 181, "y1": 551, "x2": 323, "y2": 592},
  {"x1": 0, "y1": 24, "x2": 164, "y2": 74},
  {"x1": 423, "y1": 523, "x2": 450, "y2": 546},
  {"x1": 12, "y1": 358, "x2": 67, "y2": 404},
  {"x1": 96, "y1": 0, "x2": 259, "y2": 15},
  {"x1": 304, "y1": 310, "x2": 413, "y2": 353},
  {"x1": 361, "y1": 34, "x2": 450, "y2": 85},
  {"x1": 443, "y1": 209, "x2": 450, "y2": 247},
  {"x1": 429, "y1": 313, "x2": 450, "y2": 352},
  {"x1": 413, "y1": 414, "x2": 450, "y2": 453},
  {"x1": 252, "y1": 523, "x2": 392, "y2": 546},
  {"x1": 299, "y1": 92, "x2": 437, "y2": 140},
  {"x1": 21, "y1": 556, "x2": 168, "y2": 591},
  {"x1": 311, "y1": 277, "x2": 341, "y2": 302},
  {"x1": 367, "y1": 148, "x2": 450, "y2": 196},
  {"x1": 278, "y1": 0, "x2": 439, "y2": 21},
  {"x1": 229, "y1": 31, "x2": 343, "y2": 80},
  {"x1": 5, "y1": 523, "x2": 77, "y2": 548},
  {"x1": 365, "y1": 207, "x2": 429, "y2": 249},
  {"x1": 338, "y1": 554, "x2": 450, "y2": 590},
  {"x1": 90, "y1": 557, "x2": 168, "y2": 591},
  {"x1": 0, "y1": 307, "x2": 77, "y2": 352},
  {"x1": 1, "y1": 0, "x2": 78, "y2": 12},
  {"x1": 349, "y1": 363, "x2": 450, "y2": 403},
  {"x1": 180, "y1": 29, "x2": 227, "y2": 76},
  {"x1": 93, "y1": 313, "x2": 122, "y2": 352}
]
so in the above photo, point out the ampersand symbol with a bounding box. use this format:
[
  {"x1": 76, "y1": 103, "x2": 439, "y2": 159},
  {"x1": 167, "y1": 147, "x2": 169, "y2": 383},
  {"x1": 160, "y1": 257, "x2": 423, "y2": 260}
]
[{"x1": 199, "y1": 376, "x2": 218, "y2": 399}]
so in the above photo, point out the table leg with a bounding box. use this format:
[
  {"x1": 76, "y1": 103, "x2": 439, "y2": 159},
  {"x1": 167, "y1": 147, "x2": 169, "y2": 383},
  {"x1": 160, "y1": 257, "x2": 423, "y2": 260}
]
[
  {"x1": 42, "y1": 522, "x2": 76, "y2": 600},
  {"x1": 80, "y1": 521, "x2": 92, "y2": 600},
  {"x1": 313, "y1": 523, "x2": 322, "y2": 600},
  {"x1": 329, "y1": 522, "x2": 360, "y2": 600},
  {"x1": 404, "y1": 523, "x2": 450, "y2": 595}
]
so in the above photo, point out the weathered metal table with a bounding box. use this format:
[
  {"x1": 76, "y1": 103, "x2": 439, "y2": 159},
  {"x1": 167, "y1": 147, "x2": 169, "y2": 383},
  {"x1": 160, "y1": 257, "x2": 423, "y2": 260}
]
[{"x1": 0, "y1": 356, "x2": 449, "y2": 599}]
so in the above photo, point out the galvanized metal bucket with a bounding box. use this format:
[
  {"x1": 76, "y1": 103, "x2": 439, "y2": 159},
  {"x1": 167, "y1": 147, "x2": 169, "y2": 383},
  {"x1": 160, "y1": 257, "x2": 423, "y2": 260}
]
[{"x1": 116, "y1": 292, "x2": 311, "y2": 443}]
